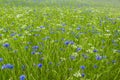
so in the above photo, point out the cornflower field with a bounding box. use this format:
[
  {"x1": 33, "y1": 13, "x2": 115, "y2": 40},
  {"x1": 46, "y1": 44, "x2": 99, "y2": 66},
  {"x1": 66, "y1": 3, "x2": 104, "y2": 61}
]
[{"x1": 0, "y1": 0, "x2": 120, "y2": 80}]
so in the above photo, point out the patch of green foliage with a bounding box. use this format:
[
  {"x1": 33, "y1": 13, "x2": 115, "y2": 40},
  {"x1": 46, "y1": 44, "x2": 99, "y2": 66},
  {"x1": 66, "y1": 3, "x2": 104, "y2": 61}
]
[{"x1": 0, "y1": 0, "x2": 120, "y2": 80}]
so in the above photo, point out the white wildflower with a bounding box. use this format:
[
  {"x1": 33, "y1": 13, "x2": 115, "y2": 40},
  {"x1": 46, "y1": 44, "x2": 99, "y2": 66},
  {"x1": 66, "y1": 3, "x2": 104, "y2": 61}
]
[{"x1": 73, "y1": 71, "x2": 81, "y2": 78}]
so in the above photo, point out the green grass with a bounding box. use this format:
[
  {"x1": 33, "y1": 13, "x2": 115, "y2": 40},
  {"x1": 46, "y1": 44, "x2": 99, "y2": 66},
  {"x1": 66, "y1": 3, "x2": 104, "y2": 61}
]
[{"x1": 0, "y1": 0, "x2": 120, "y2": 80}]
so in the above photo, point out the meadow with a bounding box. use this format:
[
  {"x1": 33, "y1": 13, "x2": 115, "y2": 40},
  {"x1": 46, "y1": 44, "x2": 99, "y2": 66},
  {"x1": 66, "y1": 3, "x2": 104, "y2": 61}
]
[{"x1": 0, "y1": 0, "x2": 120, "y2": 80}]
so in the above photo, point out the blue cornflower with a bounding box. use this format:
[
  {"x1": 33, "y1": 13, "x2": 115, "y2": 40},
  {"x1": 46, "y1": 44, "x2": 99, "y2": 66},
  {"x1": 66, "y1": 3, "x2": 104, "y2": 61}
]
[
  {"x1": 14, "y1": 38, "x2": 17, "y2": 40},
  {"x1": 82, "y1": 54, "x2": 88, "y2": 59},
  {"x1": 40, "y1": 26, "x2": 45, "y2": 29},
  {"x1": 64, "y1": 41, "x2": 74, "y2": 45},
  {"x1": 2, "y1": 64, "x2": 14, "y2": 69},
  {"x1": 70, "y1": 55, "x2": 76, "y2": 60},
  {"x1": 48, "y1": 62, "x2": 52, "y2": 65},
  {"x1": 25, "y1": 46, "x2": 29, "y2": 50},
  {"x1": 93, "y1": 64, "x2": 98, "y2": 68},
  {"x1": 31, "y1": 51, "x2": 35, "y2": 55},
  {"x1": 76, "y1": 27, "x2": 81, "y2": 30},
  {"x1": 40, "y1": 57, "x2": 44, "y2": 61},
  {"x1": 112, "y1": 60, "x2": 116, "y2": 64},
  {"x1": 10, "y1": 33, "x2": 16, "y2": 36},
  {"x1": 102, "y1": 56, "x2": 107, "y2": 59},
  {"x1": 96, "y1": 55, "x2": 102, "y2": 60},
  {"x1": 2, "y1": 64, "x2": 6, "y2": 69},
  {"x1": 5, "y1": 64, "x2": 14, "y2": 69},
  {"x1": 76, "y1": 48, "x2": 81, "y2": 52},
  {"x1": 20, "y1": 75, "x2": 26, "y2": 80},
  {"x1": 3, "y1": 43, "x2": 10, "y2": 48},
  {"x1": 34, "y1": 34, "x2": 39, "y2": 36},
  {"x1": 32, "y1": 46, "x2": 39, "y2": 50},
  {"x1": 18, "y1": 34, "x2": 22, "y2": 36},
  {"x1": 38, "y1": 52, "x2": 42, "y2": 54},
  {"x1": 60, "y1": 48, "x2": 64, "y2": 51},
  {"x1": 64, "y1": 41, "x2": 69, "y2": 45},
  {"x1": 117, "y1": 50, "x2": 120, "y2": 53},
  {"x1": 81, "y1": 73, "x2": 85, "y2": 77},
  {"x1": 61, "y1": 28, "x2": 65, "y2": 32},
  {"x1": 80, "y1": 65, "x2": 85, "y2": 70},
  {"x1": 69, "y1": 41, "x2": 74, "y2": 45},
  {"x1": 0, "y1": 58, "x2": 3, "y2": 62},
  {"x1": 38, "y1": 63, "x2": 42, "y2": 68},
  {"x1": 93, "y1": 49, "x2": 98, "y2": 52}
]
